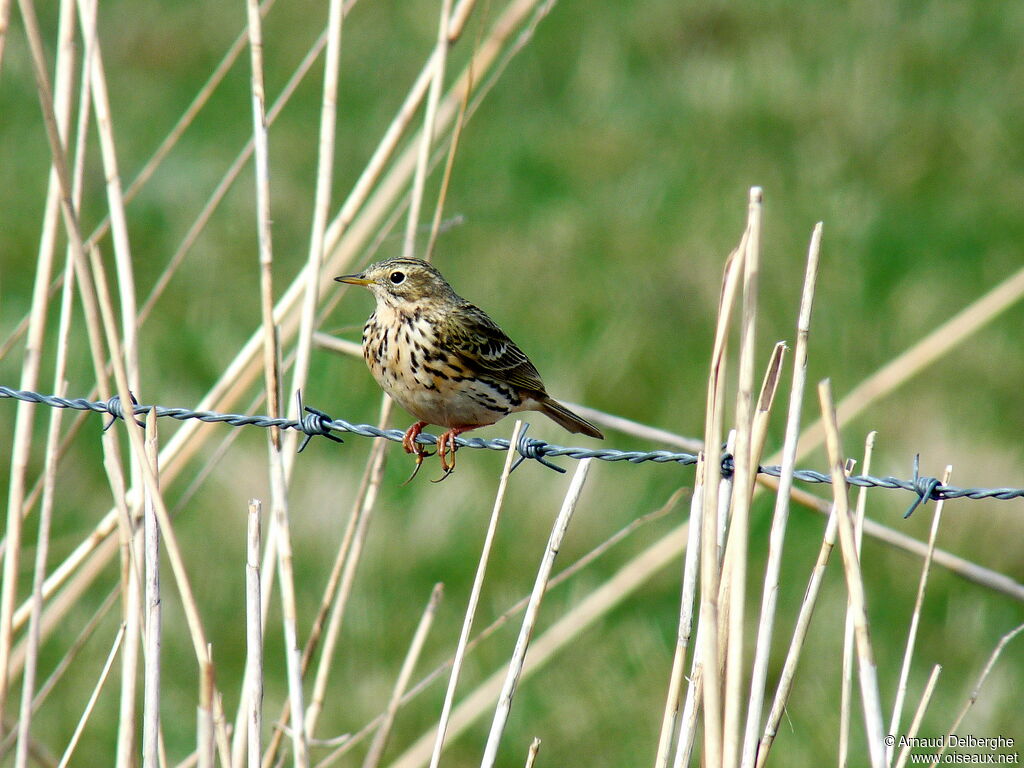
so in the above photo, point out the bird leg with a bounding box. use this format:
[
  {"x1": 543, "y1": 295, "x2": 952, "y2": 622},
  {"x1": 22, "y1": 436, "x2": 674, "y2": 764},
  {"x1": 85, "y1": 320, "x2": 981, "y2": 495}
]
[
  {"x1": 401, "y1": 421, "x2": 433, "y2": 485},
  {"x1": 401, "y1": 421, "x2": 429, "y2": 454}
]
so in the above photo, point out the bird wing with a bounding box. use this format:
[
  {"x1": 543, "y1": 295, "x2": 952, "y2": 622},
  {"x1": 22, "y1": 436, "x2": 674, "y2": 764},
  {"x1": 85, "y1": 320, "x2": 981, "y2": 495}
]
[{"x1": 438, "y1": 303, "x2": 547, "y2": 393}]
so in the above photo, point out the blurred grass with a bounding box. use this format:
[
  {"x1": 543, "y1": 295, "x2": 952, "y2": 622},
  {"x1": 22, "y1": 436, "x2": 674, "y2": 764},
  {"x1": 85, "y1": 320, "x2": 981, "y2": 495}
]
[{"x1": 1, "y1": 0, "x2": 1024, "y2": 765}]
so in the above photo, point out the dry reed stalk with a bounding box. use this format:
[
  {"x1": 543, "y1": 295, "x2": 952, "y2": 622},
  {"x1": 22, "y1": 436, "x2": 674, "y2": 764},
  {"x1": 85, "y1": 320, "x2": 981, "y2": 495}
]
[
  {"x1": 653, "y1": 472, "x2": 704, "y2": 768},
  {"x1": 246, "y1": 502, "x2": 264, "y2": 768},
  {"x1": 523, "y1": 738, "x2": 541, "y2": 768},
  {"x1": 13, "y1": 378, "x2": 65, "y2": 768},
  {"x1": 892, "y1": 664, "x2": 940, "y2": 768},
  {"x1": 748, "y1": 342, "x2": 786, "y2": 477},
  {"x1": 425, "y1": 9, "x2": 474, "y2": 262},
  {"x1": 722, "y1": 188, "x2": 763, "y2": 768},
  {"x1": 142, "y1": 411, "x2": 162, "y2": 768},
  {"x1": 12, "y1": 246, "x2": 83, "y2": 533},
  {"x1": 0, "y1": 0, "x2": 77, "y2": 717},
  {"x1": 74, "y1": 33, "x2": 148, "y2": 757},
  {"x1": 245, "y1": 0, "x2": 280, "y2": 437},
  {"x1": 115, "y1": 502, "x2": 143, "y2": 768},
  {"x1": 245, "y1": 0, "x2": 308, "y2": 763},
  {"x1": 259, "y1": 397, "x2": 393, "y2": 768},
  {"x1": 676, "y1": 450, "x2": 736, "y2": 768},
  {"x1": 838, "y1": 431, "x2": 876, "y2": 768},
  {"x1": 7, "y1": 3, "x2": 78, "y2": 748},
  {"x1": 0, "y1": 236, "x2": 82, "y2": 751},
  {"x1": 755, "y1": 461, "x2": 852, "y2": 768},
  {"x1": 274, "y1": 486, "x2": 309, "y2": 768},
  {"x1": 56, "y1": 624, "x2": 126, "y2": 768},
  {"x1": 314, "y1": 333, "x2": 365, "y2": 358},
  {"x1": 561, "y1": 403, "x2": 704, "y2": 452},
  {"x1": 673, "y1": 621, "x2": 704, "y2": 768},
  {"x1": 818, "y1": 381, "x2": 886, "y2": 768},
  {"x1": 284, "y1": 0, "x2": 347, "y2": 460},
  {"x1": 1, "y1": 1, "x2": 78, "y2": 703},
  {"x1": 330, "y1": 0, "x2": 474, "y2": 245},
  {"x1": 481, "y1": 459, "x2": 593, "y2": 767},
  {"x1": 389, "y1": 519, "x2": 692, "y2": 768},
  {"x1": 403, "y1": 0, "x2": 456, "y2": 259},
  {"x1": 740, "y1": 223, "x2": 822, "y2": 768},
  {"x1": 698, "y1": 234, "x2": 747, "y2": 768},
  {"x1": 886, "y1": 466, "x2": 951, "y2": 764},
  {"x1": 198, "y1": 658, "x2": 214, "y2": 768},
  {"x1": 362, "y1": 584, "x2": 445, "y2": 768},
  {"x1": 928, "y1": 622, "x2": 1024, "y2": 767},
  {"x1": 76, "y1": 0, "x2": 140, "y2": 392},
  {"x1": 426, "y1": 420, "x2": 525, "y2": 768},
  {"x1": 719, "y1": 340, "x2": 786, "y2": 760},
  {"x1": 302, "y1": 399, "x2": 392, "y2": 737}
]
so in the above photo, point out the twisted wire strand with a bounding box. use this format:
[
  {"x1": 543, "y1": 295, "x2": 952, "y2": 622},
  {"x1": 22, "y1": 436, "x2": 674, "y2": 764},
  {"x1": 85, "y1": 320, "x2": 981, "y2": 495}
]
[{"x1": 3, "y1": 385, "x2": 1022, "y2": 516}]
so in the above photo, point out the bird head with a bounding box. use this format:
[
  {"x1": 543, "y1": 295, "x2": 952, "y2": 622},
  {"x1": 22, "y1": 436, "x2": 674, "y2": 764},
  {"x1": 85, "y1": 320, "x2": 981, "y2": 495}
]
[{"x1": 335, "y1": 258, "x2": 457, "y2": 309}]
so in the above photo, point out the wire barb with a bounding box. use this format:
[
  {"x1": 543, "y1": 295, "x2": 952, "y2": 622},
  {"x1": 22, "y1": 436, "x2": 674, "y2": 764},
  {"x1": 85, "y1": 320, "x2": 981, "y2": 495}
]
[
  {"x1": 904, "y1": 454, "x2": 942, "y2": 519},
  {"x1": 2, "y1": 384, "x2": 1023, "y2": 508},
  {"x1": 103, "y1": 392, "x2": 144, "y2": 431},
  {"x1": 510, "y1": 423, "x2": 566, "y2": 474},
  {"x1": 294, "y1": 391, "x2": 344, "y2": 453}
]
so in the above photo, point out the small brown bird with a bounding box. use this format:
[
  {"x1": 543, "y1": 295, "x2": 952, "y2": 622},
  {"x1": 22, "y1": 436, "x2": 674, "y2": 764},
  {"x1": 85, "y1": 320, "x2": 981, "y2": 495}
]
[{"x1": 335, "y1": 258, "x2": 603, "y2": 479}]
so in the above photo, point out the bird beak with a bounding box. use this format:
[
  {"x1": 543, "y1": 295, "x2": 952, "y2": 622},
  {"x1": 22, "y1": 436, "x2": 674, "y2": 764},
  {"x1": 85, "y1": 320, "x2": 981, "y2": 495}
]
[{"x1": 335, "y1": 273, "x2": 373, "y2": 286}]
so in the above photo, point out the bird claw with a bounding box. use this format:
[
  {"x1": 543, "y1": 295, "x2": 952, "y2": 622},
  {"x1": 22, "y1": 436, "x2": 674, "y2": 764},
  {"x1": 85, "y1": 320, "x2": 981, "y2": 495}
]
[
  {"x1": 435, "y1": 430, "x2": 459, "y2": 475},
  {"x1": 431, "y1": 465, "x2": 455, "y2": 483},
  {"x1": 401, "y1": 445, "x2": 435, "y2": 486}
]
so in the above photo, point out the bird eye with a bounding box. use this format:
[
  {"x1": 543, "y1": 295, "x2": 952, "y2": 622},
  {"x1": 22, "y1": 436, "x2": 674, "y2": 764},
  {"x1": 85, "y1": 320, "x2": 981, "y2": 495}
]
[{"x1": 389, "y1": 271, "x2": 406, "y2": 285}]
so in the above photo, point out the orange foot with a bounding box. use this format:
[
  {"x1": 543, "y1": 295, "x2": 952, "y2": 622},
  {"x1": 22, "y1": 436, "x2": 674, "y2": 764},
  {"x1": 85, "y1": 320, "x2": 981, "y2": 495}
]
[
  {"x1": 402, "y1": 421, "x2": 429, "y2": 454},
  {"x1": 401, "y1": 421, "x2": 433, "y2": 485},
  {"x1": 432, "y1": 426, "x2": 476, "y2": 483}
]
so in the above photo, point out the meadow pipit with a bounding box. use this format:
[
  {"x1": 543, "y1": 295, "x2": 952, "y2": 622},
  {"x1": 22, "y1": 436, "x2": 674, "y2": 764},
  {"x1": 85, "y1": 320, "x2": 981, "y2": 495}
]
[{"x1": 335, "y1": 258, "x2": 603, "y2": 479}]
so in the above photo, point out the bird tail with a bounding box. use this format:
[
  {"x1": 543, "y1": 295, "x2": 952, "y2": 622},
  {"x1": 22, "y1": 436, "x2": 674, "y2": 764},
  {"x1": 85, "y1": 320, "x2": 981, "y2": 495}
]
[{"x1": 538, "y1": 397, "x2": 604, "y2": 439}]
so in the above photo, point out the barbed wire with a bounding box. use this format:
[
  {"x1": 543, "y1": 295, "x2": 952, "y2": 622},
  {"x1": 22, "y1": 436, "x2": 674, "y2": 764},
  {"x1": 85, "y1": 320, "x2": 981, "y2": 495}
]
[{"x1": 2, "y1": 384, "x2": 1022, "y2": 517}]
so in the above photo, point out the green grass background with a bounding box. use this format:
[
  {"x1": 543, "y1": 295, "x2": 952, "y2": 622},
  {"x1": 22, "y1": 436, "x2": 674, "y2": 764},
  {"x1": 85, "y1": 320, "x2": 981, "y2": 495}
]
[{"x1": 1, "y1": 0, "x2": 1023, "y2": 765}]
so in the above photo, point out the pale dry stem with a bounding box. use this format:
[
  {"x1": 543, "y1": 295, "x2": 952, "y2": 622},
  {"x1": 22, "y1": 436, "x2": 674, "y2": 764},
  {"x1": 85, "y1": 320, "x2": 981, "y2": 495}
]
[
  {"x1": 426, "y1": 420, "x2": 525, "y2": 768},
  {"x1": 887, "y1": 466, "x2": 952, "y2": 764},
  {"x1": 893, "y1": 664, "x2": 941, "y2": 768},
  {"x1": 722, "y1": 187, "x2": 763, "y2": 768},
  {"x1": 740, "y1": 222, "x2": 822, "y2": 768},
  {"x1": 481, "y1": 459, "x2": 593, "y2": 767},
  {"x1": 246, "y1": 502, "x2": 264, "y2": 768},
  {"x1": 698, "y1": 234, "x2": 748, "y2": 768},
  {"x1": 56, "y1": 624, "x2": 126, "y2": 768},
  {"x1": 839, "y1": 431, "x2": 876, "y2": 768},
  {"x1": 818, "y1": 381, "x2": 886, "y2": 768}
]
